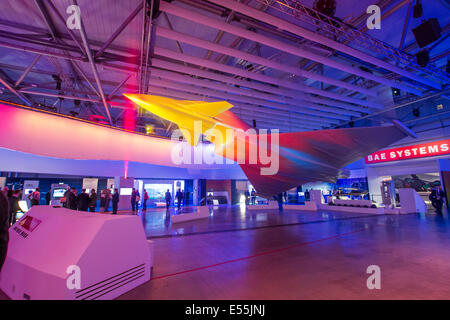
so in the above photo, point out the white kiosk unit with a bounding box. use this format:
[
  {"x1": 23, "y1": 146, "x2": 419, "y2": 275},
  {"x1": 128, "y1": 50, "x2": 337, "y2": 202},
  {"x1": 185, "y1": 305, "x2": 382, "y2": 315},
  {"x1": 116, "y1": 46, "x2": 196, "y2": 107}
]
[
  {"x1": 50, "y1": 183, "x2": 68, "y2": 206},
  {"x1": 0, "y1": 206, "x2": 153, "y2": 300},
  {"x1": 115, "y1": 177, "x2": 134, "y2": 211},
  {"x1": 399, "y1": 188, "x2": 427, "y2": 214}
]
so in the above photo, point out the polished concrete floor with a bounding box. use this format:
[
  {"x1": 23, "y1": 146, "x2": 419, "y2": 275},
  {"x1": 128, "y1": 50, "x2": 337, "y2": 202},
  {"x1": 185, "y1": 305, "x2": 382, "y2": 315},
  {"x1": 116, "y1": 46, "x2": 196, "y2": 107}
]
[{"x1": 1, "y1": 205, "x2": 450, "y2": 299}]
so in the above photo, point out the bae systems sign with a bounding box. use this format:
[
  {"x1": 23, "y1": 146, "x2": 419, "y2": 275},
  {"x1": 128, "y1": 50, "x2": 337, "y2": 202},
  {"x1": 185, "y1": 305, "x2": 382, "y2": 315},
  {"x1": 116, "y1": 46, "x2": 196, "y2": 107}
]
[{"x1": 365, "y1": 139, "x2": 450, "y2": 164}]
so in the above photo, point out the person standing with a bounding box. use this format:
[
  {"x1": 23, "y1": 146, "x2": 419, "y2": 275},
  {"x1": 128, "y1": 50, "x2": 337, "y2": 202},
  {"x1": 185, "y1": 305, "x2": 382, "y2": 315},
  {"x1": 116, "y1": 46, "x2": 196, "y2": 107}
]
[
  {"x1": 0, "y1": 191, "x2": 9, "y2": 272},
  {"x1": 112, "y1": 188, "x2": 119, "y2": 215},
  {"x1": 251, "y1": 188, "x2": 256, "y2": 205},
  {"x1": 8, "y1": 190, "x2": 21, "y2": 226},
  {"x1": 275, "y1": 193, "x2": 284, "y2": 211},
  {"x1": 2, "y1": 187, "x2": 8, "y2": 198},
  {"x1": 165, "y1": 189, "x2": 171, "y2": 209},
  {"x1": 104, "y1": 189, "x2": 111, "y2": 212},
  {"x1": 30, "y1": 188, "x2": 41, "y2": 206},
  {"x1": 176, "y1": 189, "x2": 183, "y2": 210},
  {"x1": 62, "y1": 186, "x2": 70, "y2": 208},
  {"x1": 429, "y1": 185, "x2": 446, "y2": 215},
  {"x1": 45, "y1": 190, "x2": 51, "y2": 205},
  {"x1": 143, "y1": 190, "x2": 149, "y2": 211},
  {"x1": 89, "y1": 189, "x2": 97, "y2": 212},
  {"x1": 77, "y1": 189, "x2": 90, "y2": 211},
  {"x1": 67, "y1": 188, "x2": 78, "y2": 210},
  {"x1": 131, "y1": 188, "x2": 137, "y2": 212},
  {"x1": 244, "y1": 190, "x2": 250, "y2": 205}
]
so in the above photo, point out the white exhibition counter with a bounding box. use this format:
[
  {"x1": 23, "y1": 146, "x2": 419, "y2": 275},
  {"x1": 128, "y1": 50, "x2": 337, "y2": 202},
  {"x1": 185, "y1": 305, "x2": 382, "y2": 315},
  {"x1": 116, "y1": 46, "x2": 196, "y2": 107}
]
[
  {"x1": 171, "y1": 206, "x2": 210, "y2": 223},
  {"x1": 0, "y1": 206, "x2": 153, "y2": 300}
]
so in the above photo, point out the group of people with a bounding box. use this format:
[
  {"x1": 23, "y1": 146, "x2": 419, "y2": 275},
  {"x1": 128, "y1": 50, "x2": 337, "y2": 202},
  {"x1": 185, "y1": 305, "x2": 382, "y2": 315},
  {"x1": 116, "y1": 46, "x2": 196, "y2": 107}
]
[
  {"x1": 244, "y1": 189, "x2": 257, "y2": 205},
  {"x1": 164, "y1": 189, "x2": 189, "y2": 210},
  {"x1": 62, "y1": 187, "x2": 98, "y2": 212}
]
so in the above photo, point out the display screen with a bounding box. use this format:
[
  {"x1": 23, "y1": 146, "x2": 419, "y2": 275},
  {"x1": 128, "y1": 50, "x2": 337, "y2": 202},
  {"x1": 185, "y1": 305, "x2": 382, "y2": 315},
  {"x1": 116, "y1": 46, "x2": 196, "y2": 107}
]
[
  {"x1": 144, "y1": 183, "x2": 172, "y2": 200},
  {"x1": 120, "y1": 188, "x2": 133, "y2": 196},
  {"x1": 52, "y1": 188, "x2": 66, "y2": 198},
  {"x1": 18, "y1": 200, "x2": 29, "y2": 213}
]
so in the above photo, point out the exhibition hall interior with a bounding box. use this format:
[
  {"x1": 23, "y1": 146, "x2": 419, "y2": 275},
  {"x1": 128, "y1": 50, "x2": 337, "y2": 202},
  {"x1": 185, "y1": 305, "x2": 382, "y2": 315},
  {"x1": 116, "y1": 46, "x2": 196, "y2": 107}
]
[{"x1": 0, "y1": 0, "x2": 449, "y2": 302}]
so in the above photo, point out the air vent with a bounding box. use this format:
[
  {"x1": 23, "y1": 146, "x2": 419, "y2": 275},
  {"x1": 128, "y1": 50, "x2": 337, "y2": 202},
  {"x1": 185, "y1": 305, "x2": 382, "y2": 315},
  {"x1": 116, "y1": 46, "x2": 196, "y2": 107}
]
[{"x1": 75, "y1": 264, "x2": 146, "y2": 300}]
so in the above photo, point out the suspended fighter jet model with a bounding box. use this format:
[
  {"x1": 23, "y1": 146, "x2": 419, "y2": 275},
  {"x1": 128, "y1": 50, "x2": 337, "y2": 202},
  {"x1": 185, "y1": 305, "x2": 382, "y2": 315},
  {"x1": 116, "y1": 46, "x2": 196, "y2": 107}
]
[{"x1": 124, "y1": 94, "x2": 415, "y2": 198}]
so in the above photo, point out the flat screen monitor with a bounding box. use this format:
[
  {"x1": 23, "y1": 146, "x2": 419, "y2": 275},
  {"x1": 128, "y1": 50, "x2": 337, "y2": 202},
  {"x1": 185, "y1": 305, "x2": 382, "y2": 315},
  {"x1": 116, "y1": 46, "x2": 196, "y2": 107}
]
[
  {"x1": 120, "y1": 188, "x2": 133, "y2": 196},
  {"x1": 52, "y1": 188, "x2": 66, "y2": 198},
  {"x1": 18, "y1": 200, "x2": 29, "y2": 213}
]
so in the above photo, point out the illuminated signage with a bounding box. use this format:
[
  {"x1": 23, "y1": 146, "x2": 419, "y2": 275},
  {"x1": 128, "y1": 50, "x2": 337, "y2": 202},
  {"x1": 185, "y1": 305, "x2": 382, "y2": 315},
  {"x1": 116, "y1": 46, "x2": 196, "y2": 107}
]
[{"x1": 365, "y1": 139, "x2": 450, "y2": 164}]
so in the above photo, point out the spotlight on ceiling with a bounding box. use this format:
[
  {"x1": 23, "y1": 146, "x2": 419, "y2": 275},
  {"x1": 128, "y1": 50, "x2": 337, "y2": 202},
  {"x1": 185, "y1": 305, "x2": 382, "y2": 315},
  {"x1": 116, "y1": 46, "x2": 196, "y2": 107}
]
[{"x1": 391, "y1": 88, "x2": 401, "y2": 97}]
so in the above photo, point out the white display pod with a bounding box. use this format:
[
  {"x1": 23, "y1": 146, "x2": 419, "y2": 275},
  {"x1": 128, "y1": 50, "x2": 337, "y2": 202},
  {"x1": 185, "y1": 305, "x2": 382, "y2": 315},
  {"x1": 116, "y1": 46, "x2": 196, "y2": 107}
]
[
  {"x1": 399, "y1": 188, "x2": 427, "y2": 214},
  {"x1": 171, "y1": 206, "x2": 210, "y2": 223},
  {"x1": 0, "y1": 206, "x2": 153, "y2": 300},
  {"x1": 284, "y1": 202, "x2": 318, "y2": 211},
  {"x1": 246, "y1": 200, "x2": 278, "y2": 210},
  {"x1": 333, "y1": 199, "x2": 372, "y2": 207},
  {"x1": 318, "y1": 204, "x2": 400, "y2": 214}
]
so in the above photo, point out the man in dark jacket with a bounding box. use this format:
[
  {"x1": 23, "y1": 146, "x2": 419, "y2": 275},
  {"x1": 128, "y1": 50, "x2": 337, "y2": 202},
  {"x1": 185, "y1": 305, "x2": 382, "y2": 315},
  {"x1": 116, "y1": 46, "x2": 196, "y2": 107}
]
[
  {"x1": 0, "y1": 191, "x2": 9, "y2": 271},
  {"x1": 45, "y1": 190, "x2": 51, "y2": 205},
  {"x1": 77, "y1": 189, "x2": 90, "y2": 211},
  {"x1": 176, "y1": 189, "x2": 183, "y2": 210},
  {"x1": 89, "y1": 189, "x2": 97, "y2": 212},
  {"x1": 165, "y1": 189, "x2": 171, "y2": 209},
  {"x1": 429, "y1": 185, "x2": 446, "y2": 215},
  {"x1": 66, "y1": 188, "x2": 78, "y2": 210},
  {"x1": 112, "y1": 189, "x2": 119, "y2": 215},
  {"x1": 8, "y1": 190, "x2": 21, "y2": 226}
]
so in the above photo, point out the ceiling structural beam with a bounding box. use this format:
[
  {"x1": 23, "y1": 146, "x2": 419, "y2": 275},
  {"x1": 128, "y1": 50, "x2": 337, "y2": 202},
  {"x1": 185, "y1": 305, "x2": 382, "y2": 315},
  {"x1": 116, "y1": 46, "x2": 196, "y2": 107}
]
[
  {"x1": 154, "y1": 47, "x2": 383, "y2": 109},
  {"x1": 151, "y1": 59, "x2": 369, "y2": 114},
  {"x1": 19, "y1": 89, "x2": 126, "y2": 108},
  {"x1": 146, "y1": 77, "x2": 343, "y2": 124},
  {"x1": 238, "y1": 116, "x2": 310, "y2": 132},
  {"x1": 108, "y1": 74, "x2": 132, "y2": 100},
  {"x1": 71, "y1": 62, "x2": 101, "y2": 98},
  {"x1": 149, "y1": 67, "x2": 360, "y2": 118},
  {"x1": 161, "y1": 13, "x2": 185, "y2": 56},
  {"x1": 14, "y1": 54, "x2": 41, "y2": 87},
  {"x1": 95, "y1": 2, "x2": 143, "y2": 59},
  {"x1": 0, "y1": 73, "x2": 33, "y2": 106},
  {"x1": 335, "y1": 88, "x2": 450, "y2": 128},
  {"x1": 207, "y1": 0, "x2": 442, "y2": 90},
  {"x1": 143, "y1": 85, "x2": 326, "y2": 129},
  {"x1": 155, "y1": 26, "x2": 377, "y2": 97},
  {"x1": 159, "y1": 1, "x2": 422, "y2": 96},
  {"x1": 398, "y1": 1, "x2": 413, "y2": 50},
  {"x1": 138, "y1": 0, "x2": 154, "y2": 95},
  {"x1": 72, "y1": 0, "x2": 112, "y2": 124}
]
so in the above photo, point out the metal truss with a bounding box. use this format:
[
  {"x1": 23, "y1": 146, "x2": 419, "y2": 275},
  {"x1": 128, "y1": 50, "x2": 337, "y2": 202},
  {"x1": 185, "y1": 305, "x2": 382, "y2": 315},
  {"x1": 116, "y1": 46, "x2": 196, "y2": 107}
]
[{"x1": 256, "y1": 0, "x2": 449, "y2": 83}]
